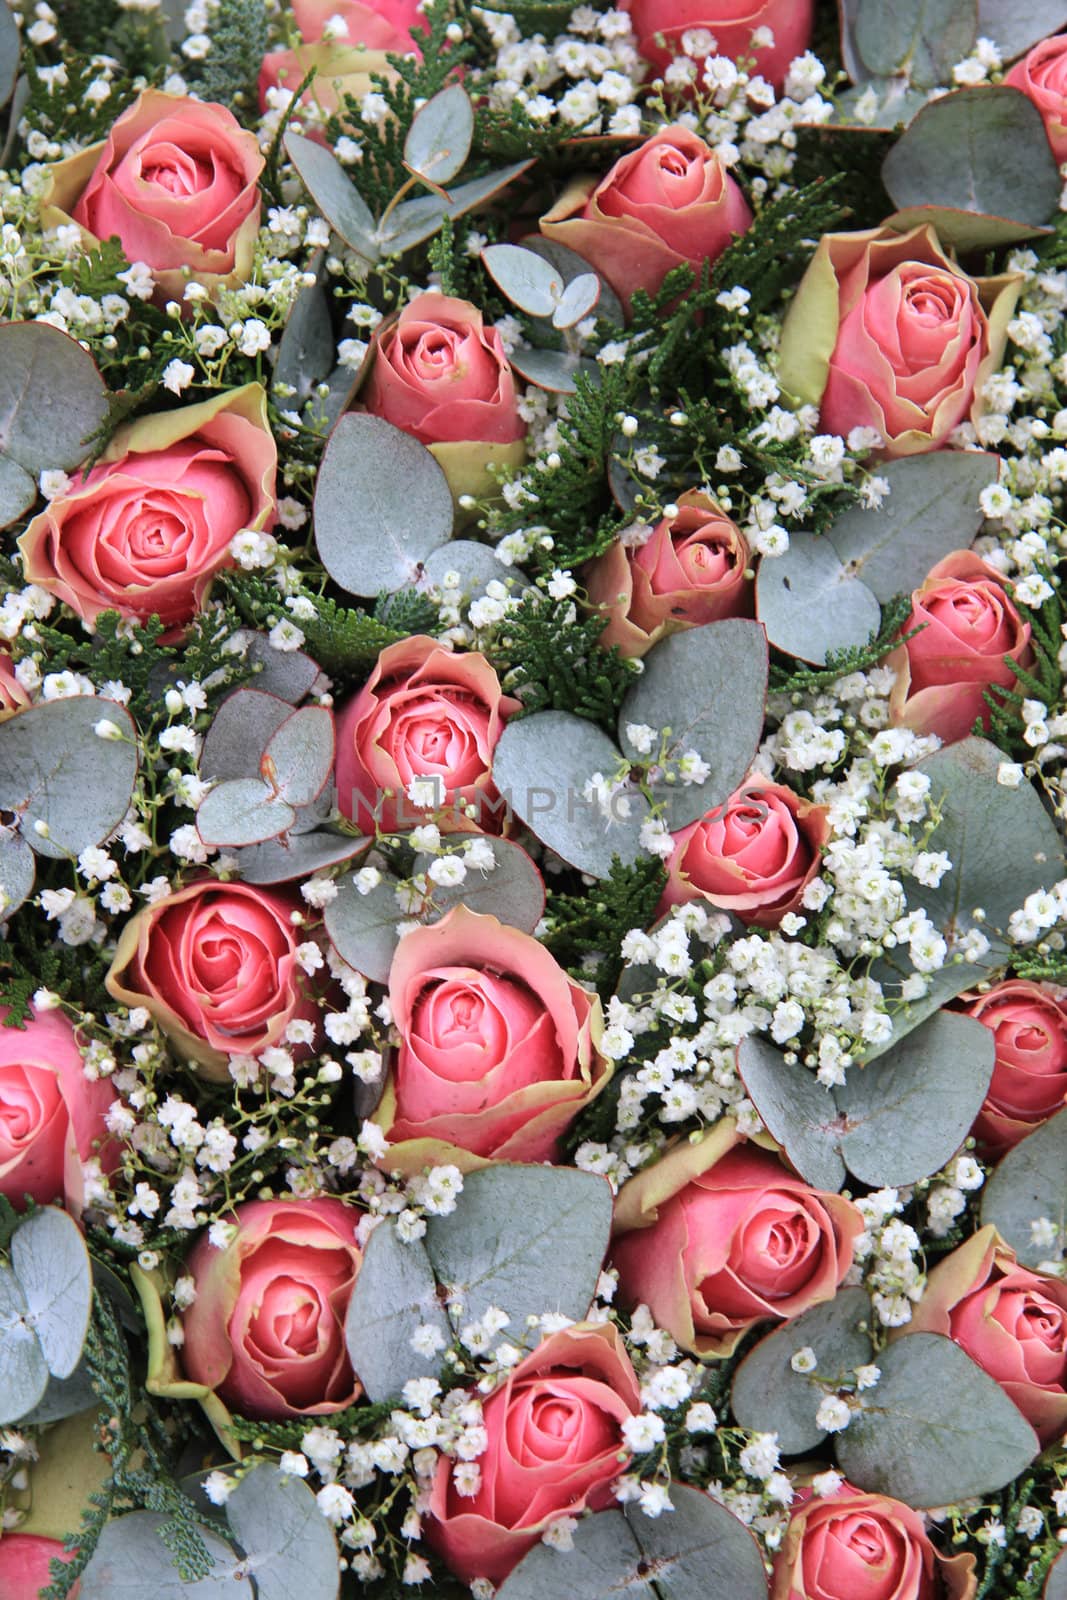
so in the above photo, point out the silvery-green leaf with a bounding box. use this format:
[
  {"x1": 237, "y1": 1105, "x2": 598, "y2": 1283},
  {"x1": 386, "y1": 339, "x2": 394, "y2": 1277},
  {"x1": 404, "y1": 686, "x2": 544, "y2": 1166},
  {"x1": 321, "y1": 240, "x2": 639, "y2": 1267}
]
[
  {"x1": 492, "y1": 710, "x2": 649, "y2": 878},
  {"x1": 413, "y1": 837, "x2": 544, "y2": 932},
  {"x1": 404, "y1": 84, "x2": 474, "y2": 187},
  {"x1": 234, "y1": 633, "x2": 322, "y2": 705},
  {"x1": 235, "y1": 830, "x2": 369, "y2": 886},
  {"x1": 0, "y1": 454, "x2": 34, "y2": 526},
  {"x1": 0, "y1": 697, "x2": 138, "y2": 860},
  {"x1": 552, "y1": 272, "x2": 600, "y2": 329},
  {"x1": 78, "y1": 1512, "x2": 249, "y2": 1600},
  {"x1": 196, "y1": 779, "x2": 296, "y2": 848},
  {"x1": 833, "y1": 78, "x2": 931, "y2": 128},
  {"x1": 981, "y1": 1106, "x2": 1067, "y2": 1267},
  {"x1": 201, "y1": 689, "x2": 293, "y2": 783},
  {"x1": 732, "y1": 1289, "x2": 874, "y2": 1454},
  {"x1": 508, "y1": 347, "x2": 597, "y2": 394},
  {"x1": 273, "y1": 262, "x2": 334, "y2": 403},
  {"x1": 0, "y1": 324, "x2": 109, "y2": 529},
  {"x1": 836, "y1": 1333, "x2": 1038, "y2": 1506},
  {"x1": 377, "y1": 160, "x2": 534, "y2": 255},
  {"x1": 262, "y1": 706, "x2": 334, "y2": 807},
  {"x1": 345, "y1": 1220, "x2": 452, "y2": 1402},
  {"x1": 519, "y1": 235, "x2": 624, "y2": 325},
  {"x1": 0, "y1": 828, "x2": 35, "y2": 918},
  {"x1": 225, "y1": 1467, "x2": 339, "y2": 1600},
  {"x1": 736, "y1": 1036, "x2": 847, "y2": 1192},
  {"x1": 323, "y1": 871, "x2": 403, "y2": 982},
  {"x1": 18, "y1": 1359, "x2": 98, "y2": 1425},
  {"x1": 0, "y1": 1265, "x2": 48, "y2": 1424},
  {"x1": 481, "y1": 243, "x2": 563, "y2": 317},
  {"x1": 756, "y1": 532, "x2": 881, "y2": 666},
  {"x1": 1045, "y1": 1543, "x2": 1067, "y2": 1600},
  {"x1": 853, "y1": 0, "x2": 978, "y2": 87},
  {"x1": 284, "y1": 133, "x2": 379, "y2": 262},
  {"x1": 314, "y1": 414, "x2": 453, "y2": 596},
  {"x1": 883, "y1": 203, "x2": 1052, "y2": 252},
  {"x1": 0, "y1": 2, "x2": 18, "y2": 106},
  {"x1": 976, "y1": 0, "x2": 1067, "y2": 60},
  {"x1": 10, "y1": 1207, "x2": 92, "y2": 1378},
  {"x1": 419, "y1": 539, "x2": 522, "y2": 602}
]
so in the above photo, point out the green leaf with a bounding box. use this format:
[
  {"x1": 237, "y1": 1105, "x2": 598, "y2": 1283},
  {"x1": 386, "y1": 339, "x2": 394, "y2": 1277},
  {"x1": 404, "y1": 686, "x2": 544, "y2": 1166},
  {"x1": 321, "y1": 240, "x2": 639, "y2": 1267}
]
[
  {"x1": 404, "y1": 84, "x2": 474, "y2": 187},
  {"x1": 377, "y1": 160, "x2": 534, "y2": 255},
  {"x1": 18, "y1": 1358, "x2": 98, "y2": 1425},
  {"x1": 519, "y1": 235, "x2": 623, "y2": 326},
  {"x1": 826, "y1": 452, "x2": 1000, "y2": 603},
  {"x1": 835, "y1": 1333, "x2": 1038, "y2": 1506},
  {"x1": 495, "y1": 1486, "x2": 768, "y2": 1600},
  {"x1": 225, "y1": 1466, "x2": 339, "y2": 1600},
  {"x1": 492, "y1": 709, "x2": 649, "y2": 879},
  {"x1": 882, "y1": 87, "x2": 1060, "y2": 228},
  {"x1": 883, "y1": 203, "x2": 1052, "y2": 252},
  {"x1": 0, "y1": 0, "x2": 18, "y2": 107},
  {"x1": 233, "y1": 632, "x2": 322, "y2": 705},
  {"x1": 283, "y1": 132, "x2": 380, "y2": 263},
  {"x1": 0, "y1": 828, "x2": 35, "y2": 918},
  {"x1": 0, "y1": 697, "x2": 138, "y2": 860},
  {"x1": 508, "y1": 347, "x2": 597, "y2": 394},
  {"x1": 618, "y1": 621, "x2": 768, "y2": 831},
  {"x1": 0, "y1": 323, "x2": 110, "y2": 528},
  {"x1": 323, "y1": 870, "x2": 403, "y2": 982},
  {"x1": 273, "y1": 270, "x2": 335, "y2": 404},
  {"x1": 736, "y1": 1036, "x2": 847, "y2": 1192},
  {"x1": 78, "y1": 1512, "x2": 250, "y2": 1599},
  {"x1": 853, "y1": 0, "x2": 978, "y2": 88},
  {"x1": 482, "y1": 243, "x2": 564, "y2": 317},
  {"x1": 553, "y1": 273, "x2": 599, "y2": 330},
  {"x1": 262, "y1": 706, "x2": 334, "y2": 807},
  {"x1": 344, "y1": 1218, "x2": 453, "y2": 1403},
  {"x1": 425, "y1": 1165, "x2": 613, "y2": 1333},
  {"x1": 0, "y1": 1266, "x2": 49, "y2": 1424},
  {"x1": 314, "y1": 414, "x2": 454, "y2": 596},
  {"x1": 976, "y1": 0, "x2": 1067, "y2": 60},
  {"x1": 1044, "y1": 1544, "x2": 1067, "y2": 1600},
  {"x1": 413, "y1": 838, "x2": 545, "y2": 932},
  {"x1": 196, "y1": 779, "x2": 296, "y2": 848},
  {"x1": 234, "y1": 830, "x2": 369, "y2": 886},
  {"x1": 420, "y1": 539, "x2": 521, "y2": 602},
  {"x1": 756, "y1": 532, "x2": 881, "y2": 667},
  {"x1": 200, "y1": 689, "x2": 295, "y2": 783},
  {"x1": 10, "y1": 1207, "x2": 92, "y2": 1378},
  {"x1": 981, "y1": 1105, "x2": 1067, "y2": 1267},
  {"x1": 731, "y1": 1288, "x2": 874, "y2": 1453}
]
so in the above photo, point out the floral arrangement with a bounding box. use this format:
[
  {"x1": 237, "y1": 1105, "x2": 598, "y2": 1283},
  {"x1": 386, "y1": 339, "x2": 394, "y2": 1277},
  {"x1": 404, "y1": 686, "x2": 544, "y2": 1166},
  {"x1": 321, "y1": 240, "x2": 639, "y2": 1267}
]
[{"x1": 5, "y1": 0, "x2": 1067, "y2": 1597}]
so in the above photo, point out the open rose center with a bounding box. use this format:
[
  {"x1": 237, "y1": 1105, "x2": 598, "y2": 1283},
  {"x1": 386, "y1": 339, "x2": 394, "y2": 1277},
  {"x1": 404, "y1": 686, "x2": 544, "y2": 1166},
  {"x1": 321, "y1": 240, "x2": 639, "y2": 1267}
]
[
  {"x1": 532, "y1": 1396, "x2": 579, "y2": 1441},
  {"x1": 0, "y1": 1067, "x2": 59, "y2": 1145},
  {"x1": 410, "y1": 330, "x2": 461, "y2": 379},
  {"x1": 840, "y1": 1516, "x2": 891, "y2": 1563},
  {"x1": 141, "y1": 145, "x2": 212, "y2": 197},
  {"x1": 905, "y1": 281, "x2": 956, "y2": 323}
]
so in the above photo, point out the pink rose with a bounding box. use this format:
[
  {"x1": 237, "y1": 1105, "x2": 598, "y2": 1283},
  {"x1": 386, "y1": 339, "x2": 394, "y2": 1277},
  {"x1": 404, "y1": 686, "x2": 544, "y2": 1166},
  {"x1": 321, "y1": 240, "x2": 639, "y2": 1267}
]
[
  {"x1": 540, "y1": 125, "x2": 751, "y2": 314},
  {"x1": 585, "y1": 490, "x2": 753, "y2": 658},
  {"x1": 258, "y1": 0, "x2": 423, "y2": 131},
  {"x1": 622, "y1": 0, "x2": 815, "y2": 90},
  {"x1": 291, "y1": 0, "x2": 423, "y2": 45},
  {"x1": 105, "y1": 880, "x2": 316, "y2": 1081},
  {"x1": 778, "y1": 225, "x2": 1021, "y2": 457},
  {"x1": 376, "y1": 905, "x2": 610, "y2": 1168},
  {"x1": 771, "y1": 1482, "x2": 977, "y2": 1600},
  {"x1": 888, "y1": 551, "x2": 1034, "y2": 746},
  {"x1": 901, "y1": 1225, "x2": 1067, "y2": 1445},
  {"x1": 960, "y1": 982, "x2": 1067, "y2": 1154},
  {"x1": 427, "y1": 1322, "x2": 641, "y2": 1584},
  {"x1": 0, "y1": 1535, "x2": 81, "y2": 1600},
  {"x1": 18, "y1": 386, "x2": 275, "y2": 639},
  {"x1": 0, "y1": 1006, "x2": 118, "y2": 1216},
  {"x1": 1006, "y1": 34, "x2": 1067, "y2": 164},
  {"x1": 660, "y1": 780, "x2": 829, "y2": 928},
  {"x1": 181, "y1": 1197, "x2": 362, "y2": 1419},
  {"x1": 0, "y1": 648, "x2": 29, "y2": 715},
  {"x1": 612, "y1": 1126, "x2": 864, "y2": 1355},
  {"x1": 41, "y1": 91, "x2": 264, "y2": 303},
  {"x1": 335, "y1": 635, "x2": 518, "y2": 835}
]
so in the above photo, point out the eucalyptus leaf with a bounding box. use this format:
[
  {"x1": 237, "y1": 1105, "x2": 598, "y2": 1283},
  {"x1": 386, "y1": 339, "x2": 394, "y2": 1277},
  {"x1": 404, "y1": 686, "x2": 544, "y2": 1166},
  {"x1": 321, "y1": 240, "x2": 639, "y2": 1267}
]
[
  {"x1": 736, "y1": 1036, "x2": 847, "y2": 1192},
  {"x1": 0, "y1": 1, "x2": 18, "y2": 107},
  {"x1": 508, "y1": 347, "x2": 597, "y2": 394},
  {"x1": 0, "y1": 453, "x2": 34, "y2": 525},
  {"x1": 419, "y1": 539, "x2": 522, "y2": 602},
  {"x1": 18, "y1": 1359, "x2": 98, "y2": 1425},
  {"x1": 200, "y1": 689, "x2": 293, "y2": 783},
  {"x1": 424, "y1": 1165, "x2": 612, "y2": 1332},
  {"x1": 0, "y1": 828, "x2": 35, "y2": 917},
  {"x1": 404, "y1": 84, "x2": 474, "y2": 187},
  {"x1": 833, "y1": 79, "x2": 930, "y2": 129},
  {"x1": 853, "y1": 0, "x2": 977, "y2": 88},
  {"x1": 78, "y1": 1512, "x2": 250, "y2": 1600},
  {"x1": 981, "y1": 1106, "x2": 1067, "y2": 1267},
  {"x1": 618, "y1": 621, "x2": 768, "y2": 831},
  {"x1": 1044, "y1": 1543, "x2": 1067, "y2": 1600},
  {"x1": 882, "y1": 87, "x2": 1060, "y2": 228},
  {"x1": 238, "y1": 632, "x2": 323, "y2": 704},
  {"x1": 756, "y1": 531, "x2": 881, "y2": 666},
  {"x1": 0, "y1": 1265, "x2": 48, "y2": 1424},
  {"x1": 344, "y1": 1218, "x2": 453, "y2": 1402},
  {"x1": 196, "y1": 779, "x2": 296, "y2": 848},
  {"x1": 0, "y1": 324, "x2": 110, "y2": 527},
  {"x1": 273, "y1": 266, "x2": 334, "y2": 404},
  {"x1": 884, "y1": 203, "x2": 1052, "y2": 253},
  {"x1": 731, "y1": 1289, "x2": 874, "y2": 1454},
  {"x1": 492, "y1": 709, "x2": 649, "y2": 878},
  {"x1": 0, "y1": 697, "x2": 138, "y2": 860},
  {"x1": 836, "y1": 1333, "x2": 1039, "y2": 1505},
  {"x1": 225, "y1": 1467, "x2": 339, "y2": 1600},
  {"x1": 262, "y1": 706, "x2": 334, "y2": 807},
  {"x1": 377, "y1": 160, "x2": 534, "y2": 255},
  {"x1": 235, "y1": 830, "x2": 369, "y2": 885},
  {"x1": 413, "y1": 838, "x2": 544, "y2": 932},
  {"x1": 976, "y1": 0, "x2": 1067, "y2": 59},
  {"x1": 284, "y1": 132, "x2": 379, "y2": 262},
  {"x1": 481, "y1": 243, "x2": 564, "y2": 318},
  {"x1": 519, "y1": 235, "x2": 624, "y2": 325},
  {"x1": 552, "y1": 272, "x2": 600, "y2": 329},
  {"x1": 323, "y1": 870, "x2": 403, "y2": 982},
  {"x1": 10, "y1": 1207, "x2": 92, "y2": 1378},
  {"x1": 314, "y1": 414, "x2": 453, "y2": 596}
]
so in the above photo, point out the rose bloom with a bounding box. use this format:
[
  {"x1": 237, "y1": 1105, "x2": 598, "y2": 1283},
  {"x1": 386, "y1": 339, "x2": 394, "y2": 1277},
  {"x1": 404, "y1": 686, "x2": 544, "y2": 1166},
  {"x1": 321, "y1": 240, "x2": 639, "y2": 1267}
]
[
  {"x1": 584, "y1": 490, "x2": 753, "y2": 658},
  {"x1": 19, "y1": 386, "x2": 276, "y2": 639},
  {"x1": 541, "y1": 125, "x2": 751, "y2": 314},
  {"x1": 0, "y1": 1535, "x2": 81, "y2": 1600},
  {"x1": 612, "y1": 1124, "x2": 864, "y2": 1356},
  {"x1": 375, "y1": 905, "x2": 610, "y2": 1169},
  {"x1": 660, "y1": 780, "x2": 829, "y2": 928},
  {"x1": 888, "y1": 551, "x2": 1033, "y2": 746},
  {"x1": 363, "y1": 293, "x2": 526, "y2": 503},
  {"x1": 778, "y1": 224, "x2": 1021, "y2": 457},
  {"x1": 1006, "y1": 34, "x2": 1067, "y2": 165},
  {"x1": 901, "y1": 1224, "x2": 1065, "y2": 1446},
  {"x1": 105, "y1": 880, "x2": 315, "y2": 1082},
  {"x1": 181, "y1": 1197, "x2": 362, "y2": 1419},
  {"x1": 623, "y1": 0, "x2": 815, "y2": 90},
  {"x1": 427, "y1": 1322, "x2": 640, "y2": 1584},
  {"x1": 0, "y1": 648, "x2": 29, "y2": 715},
  {"x1": 41, "y1": 90, "x2": 263, "y2": 303},
  {"x1": 960, "y1": 981, "x2": 1067, "y2": 1154},
  {"x1": 258, "y1": 0, "x2": 422, "y2": 132},
  {"x1": 771, "y1": 1482, "x2": 977, "y2": 1600},
  {"x1": 335, "y1": 635, "x2": 518, "y2": 835},
  {"x1": 0, "y1": 1005, "x2": 118, "y2": 1216}
]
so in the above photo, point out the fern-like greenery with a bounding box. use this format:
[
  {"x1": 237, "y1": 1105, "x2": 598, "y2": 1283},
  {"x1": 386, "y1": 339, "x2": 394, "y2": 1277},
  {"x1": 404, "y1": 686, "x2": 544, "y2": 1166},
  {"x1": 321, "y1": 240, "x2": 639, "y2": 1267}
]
[
  {"x1": 186, "y1": 0, "x2": 269, "y2": 109},
  {"x1": 542, "y1": 854, "x2": 667, "y2": 994},
  {"x1": 489, "y1": 591, "x2": 639, "y2": 727},
  {"x1": 981, "y1": 574, "x2": 1063, "y2": 757}
]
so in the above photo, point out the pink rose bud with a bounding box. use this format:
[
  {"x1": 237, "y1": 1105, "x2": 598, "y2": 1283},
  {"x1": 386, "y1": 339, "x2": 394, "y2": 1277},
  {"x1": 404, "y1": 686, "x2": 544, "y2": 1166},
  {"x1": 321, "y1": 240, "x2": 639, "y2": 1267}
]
[
  {"x1": 540, "y1": 125, "x2": 751, "y2": 316},
  {"x1": 40, "y1": 91, "x2": 264, "y2": 304},
  {"x1": 1006, "y1": 33, "x2": 1067, "y2": 165},
  {"x1": 660, "y1": 780, "x2": 829, "y2": 928},
  {"x1": 585, "y1": 490, "x2": 753, "y2": 658},
  {"x1": 426, "y1": 1323, "x2": 641, "y2": 1584},
  {"x1": 888, "y1": 551, "x2": 1034, "y2": 746},
  {"x1": 623, "y1": 0, "x2": 815, "y2": 91},
  {"x1": 960, "y1": 981, "x2": 1067, "y2": 1155},
  {"x1": 0, "y1": 1535, "x2": 81, "y2": 1600},
  {"x1": 181, "y1": 1197, "x2": 363, "y2": 1420},
  {"x1": 18, "y1": 386, "x2": 276, "y2": 640}
]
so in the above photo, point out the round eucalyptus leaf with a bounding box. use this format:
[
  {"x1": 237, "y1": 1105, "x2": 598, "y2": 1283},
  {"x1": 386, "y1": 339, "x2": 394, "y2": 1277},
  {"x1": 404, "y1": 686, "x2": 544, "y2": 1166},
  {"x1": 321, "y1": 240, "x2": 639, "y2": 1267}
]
[
  {"x1": 201, "y1": 689, "x2": 294, "y2": 784},
  {"x1": 981, "y1": 1106, "x2": 1067, "y2": 1268},
  {"x1": 976, "y1": 0, "x2": 1067, "y2": 60},
  {"x1": 273, "y1": 268, "x2": 334, "y2": 404},
  {"x1": 424, "y1": 1164, "x2": 613, "y2": 1333},
  {"x1": 827, "y1": 452, "x2": 999, "y2": 603},
  {"x1": 323, "y1": 871, "x2": 403, "y2": 982},
  {"x1": 481, "y1": 243, "x2": 563, "y2": 317},
  {"x1": 284, "y1": 132, "x2": 379, "y2": 262},
  {"x1": 736, "y1": 1036, "x2": 847, "y2": 1192},
  {"x1": 508, "y1": 347, "x2": 598, "y2": 394},
  {"x1": 262, "y1": 706, "x2": 334, "y2": 807},
  {"x1": 756, "y1": 532, "x2": 880, "y2": 666},
  {"x1": 420, "y1": 539, "x2": 523, "y2": 602},
  {"x1": 618, "y1": 621, "x2": 768, "y2": 831},
  {"x1": 0, "y1": 1, "x2": 18, "y2": 106},
  {"x1": 18, "y1": 1358, "x2": 98, "y2": 1425},
  {"x1": 492, "y1": 709, "x2": 649, "y2": 879},
  {"x1": 196, "y1": 780, "x2": 296, "y2": 848},
  {"x1": 0, "y1": 697, "x2": 138, "y2": 860},
  {"x1": 519, "y1": 235, "x2": 624, "y2": 325},
  {"x1": 414, "y1": 838, "x2": 545, "y2": 933},
  {"x1": 731, "y1": 1289, "x2": 874, "y2": 1454},
  {"x1": 552, "y1": 272, "x2": 600, "y2": 329},
  {"x1": 836, "y1": 1333, "x2": 1039, "y2": 1506},
  {"x1": 854, "y1": 0, "x2": 978, "y2": 88},
  {"x1": 314, "y1": 414, "x2": 453, "y2": 596},
  {"x1": 235, "y1": 830, "x2": 369, "y2": 885},
  {"x1": 0, "y1": 323, "x2": 110, "y2": 480},
  {"x1": 404, "y1": 84, "x2": 474, "y2": 187},
  {"x1": 225, "y1": 1466, "x2": 339, "y2": 1600},
  {"x1": 0, "y1": 828, "x2": 35, "y2": 918},
  {"x1": 834, "y1": 79, "x2": 931, "y2": 129},
  {"x1": 78, "y1": 1512, "x2": 249, "y2": 1600},
  {"x1": 882, "y1": 87, "x2": 1059, "y2": 227},
  {"x1": 237, "y1": 633, "x2": 322, "y2": 705},
  {"x1": 0, "y1": 1265, "x2": 49, "y2": 1424},
  {"x1": 0, "y1": 453, "x2": 35, "y2": 528},
  {"x1": 496, "y1": 1487, "x2": 768, "y2": 1600},
  {"x1": 10, "y1": 1207, "x2": 92, "y2": 1378},
  {"x1": 345, "y1": 1219, "x2": 452, "y2": 1403},
  {"x1": 884, "y1": 203, "x2": 1051, "y2": 252},
  {"x1": 1044, "y1": 1543, "x2": 1067, "y2": 1600},
  {"x1": 377, "y1": 160, "x2": 534, "y2": 255}
]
